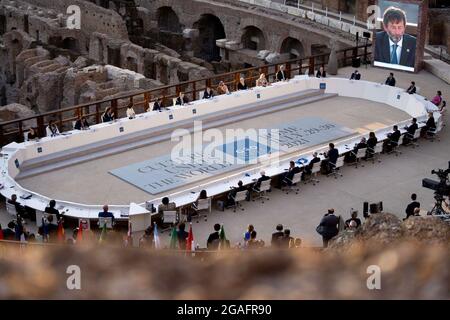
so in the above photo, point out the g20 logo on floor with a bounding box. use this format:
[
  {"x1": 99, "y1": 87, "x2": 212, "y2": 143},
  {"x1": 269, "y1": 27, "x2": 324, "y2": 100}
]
[{"x1": 66, "y1": 5, "x2": 81, "y2": 30}]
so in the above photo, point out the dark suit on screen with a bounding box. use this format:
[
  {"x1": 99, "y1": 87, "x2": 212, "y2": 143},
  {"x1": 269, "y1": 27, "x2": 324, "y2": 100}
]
[{"x1": 374, "y1": 31, "x2": 416, "y2": 68}]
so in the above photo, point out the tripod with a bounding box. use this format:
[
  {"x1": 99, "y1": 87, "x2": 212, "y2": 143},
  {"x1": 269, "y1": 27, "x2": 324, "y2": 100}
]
[{"x1": 429, "y1": 193, "x2": 446, "y2": 216}]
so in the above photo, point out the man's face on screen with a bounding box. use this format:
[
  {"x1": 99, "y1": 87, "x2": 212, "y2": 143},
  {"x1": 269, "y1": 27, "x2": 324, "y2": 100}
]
[{"x1": 384, "y1": 20, "x2": 406, "y2": 43}]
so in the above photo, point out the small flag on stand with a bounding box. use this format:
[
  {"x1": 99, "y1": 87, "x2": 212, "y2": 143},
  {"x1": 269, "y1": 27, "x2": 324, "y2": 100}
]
[
  {"x1": 57, "y1": 219, "x2": 65, "y2": 243},
  {"x1": 186, "y1": 223, "x2": 195, "y2": 252},
  {"x1": 219, "y1": 224, "x2": 228, "y2": 250},
  {"x1": 169, "y1": 226, "x2": 178, "y2": 249},
  {"x1": 99, "y1": 223, "x2": 107, "y2": 244},
  {"x1": 125, "y1": 222, "x2": 133, "y2": 247},
  {"x1": 153, "y1": 223, "x2": 161, "y2": 249},
  {"x1": 76, "y1": 220, "x2": 83, "y2": 244}
]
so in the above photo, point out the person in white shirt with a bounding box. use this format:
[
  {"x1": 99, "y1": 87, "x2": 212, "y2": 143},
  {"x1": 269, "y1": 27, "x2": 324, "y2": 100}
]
[
  {"x1": 46, "y1": 120, "x2": 60, "y2": 137},
  {"x1": 126, "y1": 103, "x2": 136, "y2": 119}
]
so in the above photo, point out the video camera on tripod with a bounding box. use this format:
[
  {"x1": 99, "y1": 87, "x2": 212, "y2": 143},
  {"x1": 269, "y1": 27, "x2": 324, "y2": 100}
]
[{"x1": 422, "y1": 161, "x2": 450, "y2": 216}]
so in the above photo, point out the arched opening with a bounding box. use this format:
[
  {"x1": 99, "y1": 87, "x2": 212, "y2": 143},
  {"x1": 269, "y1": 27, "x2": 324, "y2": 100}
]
[
  {"x1": 241, "y1": 26, "x2": 265, "y2": 51},
  {"x1": 157, "y1": 6, "x2": 181, "y2": 33},
  {"x1": 193, "y1": 14, "x2": 226, "y2": 62},
  {"x1": 280, "y1": 37, "x2": 305, "y2": 59},
  {"x1": 125, "y1": 56, "x2": 138, "y2": 73},
  {"x1": 62, "y1": 37, "x2": 79, "y2": 52}
]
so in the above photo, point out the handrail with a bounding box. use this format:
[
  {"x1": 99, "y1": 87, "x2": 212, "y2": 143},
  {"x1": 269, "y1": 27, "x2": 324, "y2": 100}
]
[{"x1": 0, "y1": 44, "x2": 371, "y2": 146}]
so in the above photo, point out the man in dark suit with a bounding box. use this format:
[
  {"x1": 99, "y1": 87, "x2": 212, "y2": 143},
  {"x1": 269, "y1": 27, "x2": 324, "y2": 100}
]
[
  {"x1": 318, "y1": 209, "x2": 339, "y2": 248},
  {"x1": 406, "y1": 81, "x2": 416, "y2": 94},
  {"x1": 374, "y1": 7, "x2": 416, "y2": 69},
  {"x1": 383, "y1": 125, "x2": 401, "y2": 153},
  {"x1": 207, "y1": 224, "x2": 221, "y2": 249},
  {"x1": 254, "y1": 171, "x2": 271, "y2": 190},
  {"x1": 45, "y1": 200, "x2": 61, "y2": 220},
  {"x1": 403, "y1": 118, "x2": 418, "y2": 145},
  {"x1": 405, "y1": 194, "x2": 420, "y2": 219},
  {"x1": 98, "y1": 204, "x2": 115, "y2": 224},
  {"x1": 175, "y1": 92, "x2": 189, "y2": 106},
  {"x1": 152, "y1": 98, "x2": 164, "y2": 111},
  {"x1": 385, "y1": 72, "x2": 396, "y2": 86},
  {"x1": 350, "y1": 70, "x2": 361, "y2": 80},
  {"x1": 276, "y1": 65, "x2": 287, "y2": 82},
  {"x1": 271, "y1": 224, "x2": 284, "y2": 247},
  {"x1": 321, "y1": 143, "x2": 339, "y2": 174}
]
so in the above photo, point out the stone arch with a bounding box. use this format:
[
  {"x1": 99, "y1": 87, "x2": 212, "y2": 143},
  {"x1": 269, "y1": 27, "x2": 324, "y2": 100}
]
[
  {"x1": 241, "y1": 26, "x2": 266, "y2": 51},
  {"x1": 280, "y1": 37, "x2": 305, "y2": 59},
  {"x1": 156, "y1": 6, "x2": 181, "y2": 33},
  {"x1": 193, "y1": 14, "x2": 226, "y2": 62},
  {"x1": 62, "y1": 37, "x2": 80, "y2": 52}
]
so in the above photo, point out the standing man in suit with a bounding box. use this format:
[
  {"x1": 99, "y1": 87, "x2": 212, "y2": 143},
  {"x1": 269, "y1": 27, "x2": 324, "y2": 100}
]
[
  {"x1": 318, "y1": 209, "x2": 339, "y2": 248},
  {"x1": 374, "y1": 6, "x2": 416, "y2": 68}
]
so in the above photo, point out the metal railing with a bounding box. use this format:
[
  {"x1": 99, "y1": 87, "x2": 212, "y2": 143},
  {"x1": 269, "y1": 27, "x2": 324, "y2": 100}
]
[{"x1": 0, "y1": 44, "x2": 371, "y2": 146}]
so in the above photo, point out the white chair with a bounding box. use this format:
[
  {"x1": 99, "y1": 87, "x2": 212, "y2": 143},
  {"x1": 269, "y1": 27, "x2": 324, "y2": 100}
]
[
  {"x1": 367, "y1": 143, "x2": 383, "y2": 164},
  {"x1": 282, "y1": 172, "x2": 302, "y2": 194},
  {"x1": 328, "y1": 157, "x2": 344, "y2": 179},
  {"x1": 231, "y1": 190, "x2": 248, "y2": 212},
  {"x1": 23, "y1": 132, "x2": 29, "y2": 142},
  {"x1": 304, "y1": 161, "x2": 321, "y2": 185},
  {"x1": 349, "y1": 148, "x2": 367, "y2": 168},
  {"x1": 191, "y1": 198, "x2": 212, "y2": 221},
  {"x1": 5, "y1": 202, "x2": 18, "y2": 218},
  {"x1": 409, "y1": 130, "x2": 421, "y2": 148},
  {"x1": 163, "y1": 210, "x2": 178, "y2": 225},
  {"x1": 388, "y1": 135, "x2": 403, "y2": 156},
  {"x1": 426, "y1": 120, "x2": 442, "y2": 142},
  {"x1": 252, "y1": 179, "x2": 271, "y2": 203},
  {"x1": 98, "y1": 217, "x2": 114, "y2": 229}
]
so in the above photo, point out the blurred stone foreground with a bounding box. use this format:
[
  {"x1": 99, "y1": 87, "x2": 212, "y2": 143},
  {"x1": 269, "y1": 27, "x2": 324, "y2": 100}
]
[{"x1": 0, "y1": 214, "x2": 449, "y2": 299}]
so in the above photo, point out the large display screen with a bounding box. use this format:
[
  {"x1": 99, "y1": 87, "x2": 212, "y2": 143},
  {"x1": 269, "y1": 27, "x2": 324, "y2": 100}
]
[{"x1": 373, "y1": 0, "x2": 421, "y2": 72}]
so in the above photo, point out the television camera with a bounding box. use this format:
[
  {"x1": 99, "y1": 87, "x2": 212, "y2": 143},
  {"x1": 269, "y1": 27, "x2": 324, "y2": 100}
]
[{"x1": 422, "y1": 161, "x2": 450, "y2": 216}]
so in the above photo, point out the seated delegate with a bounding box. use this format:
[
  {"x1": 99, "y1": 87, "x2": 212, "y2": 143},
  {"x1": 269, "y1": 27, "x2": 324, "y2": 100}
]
[
  {"x1": 382, "y1": 125, "x2": 401, "y2": 153},
  {"x1": 237, "y1": 78, "x2": 248, "y2": 90},
  {"x1": 46, "y1": 120, "x2": 60, "y2": 137},
  {"x1": 102, "y1": 107, "x2": 115, "y2": 122},
  {"x1": 256, "y1": 74, "x2": 268, "y2": 87},
  {"x1": 150, "y1": 98, "x2": 164, "y2": 112},
  {"x1": 175, "y1": 92, "x2": 189, "y2": 106},
  {"x1": 203, "y1": 87, "x2": 214, "y2": 99},
  {"x1": 74, "y1": 116, "x2": 89, "y2": 130}
]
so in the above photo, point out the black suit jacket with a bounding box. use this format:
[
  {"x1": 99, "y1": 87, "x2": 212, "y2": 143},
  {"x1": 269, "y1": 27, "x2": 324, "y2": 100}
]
[
  {"x1": 276, "y1": 70, "x2": 286, "y2": 81},
  {"x1": 350, "y1": 73, "x2": 361, "y2": 80},
  {"x1": 374, "y1": 31, "x2": 416, "y2": 68},
  {"x1": 405, "y1": 201, "x2": 420, "y2": 218}
]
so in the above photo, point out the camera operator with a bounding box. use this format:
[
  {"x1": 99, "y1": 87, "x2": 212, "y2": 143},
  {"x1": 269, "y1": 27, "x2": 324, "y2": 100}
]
[{"x1": 404, "y1": 193, "x2": 420, "y2": 220}]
